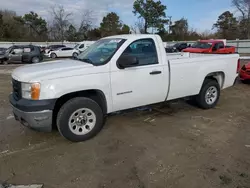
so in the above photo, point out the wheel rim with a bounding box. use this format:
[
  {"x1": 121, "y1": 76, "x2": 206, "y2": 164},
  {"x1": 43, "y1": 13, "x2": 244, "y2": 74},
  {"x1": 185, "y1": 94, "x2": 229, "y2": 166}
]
[
  {"x1": 32, "y1": 57, "x2": 39, "y2": 63},
  {"x1": 51, "y1": 54, "x2": 56, "y2": 58},
  {"x1": 205, "y1": 86, "x2": 218, "y2": 105},
  {"x1": 68, "y1": 108, "x2": 96, "y2": 135},
  {"x1": 73, "y1": 53, "x2": 78, "y2": 57}
]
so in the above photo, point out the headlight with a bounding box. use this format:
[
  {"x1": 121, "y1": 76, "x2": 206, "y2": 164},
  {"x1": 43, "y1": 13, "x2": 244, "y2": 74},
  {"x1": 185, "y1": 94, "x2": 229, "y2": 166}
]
[{"x1": 21, "y1": 82, "x2": 40, "y2": 100}]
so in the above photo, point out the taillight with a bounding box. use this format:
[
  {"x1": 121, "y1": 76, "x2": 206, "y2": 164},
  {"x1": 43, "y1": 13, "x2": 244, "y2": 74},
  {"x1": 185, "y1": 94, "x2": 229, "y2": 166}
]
[{"x1": 237, "y1": 59, "x2": 240, "y2": 73}]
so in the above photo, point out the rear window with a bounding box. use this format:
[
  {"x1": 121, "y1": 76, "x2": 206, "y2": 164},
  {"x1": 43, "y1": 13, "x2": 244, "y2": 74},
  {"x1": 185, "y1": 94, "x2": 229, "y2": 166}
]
[
  {"x1": 23, "y1": 46, "x2": 35, "y2": 53},
  {"x1": 191, "y1": 42, "x2": 212, "y2": 49}
]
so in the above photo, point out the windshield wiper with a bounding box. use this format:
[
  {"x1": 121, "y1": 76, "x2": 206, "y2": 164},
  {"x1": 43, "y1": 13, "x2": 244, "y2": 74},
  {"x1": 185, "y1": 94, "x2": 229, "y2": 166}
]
[
  {"x1": 73, "y1": 57, "x2": 94, "y2": 65},
  {"x1": 80, "y1": 58, "x2": 94, "y2": 65}
]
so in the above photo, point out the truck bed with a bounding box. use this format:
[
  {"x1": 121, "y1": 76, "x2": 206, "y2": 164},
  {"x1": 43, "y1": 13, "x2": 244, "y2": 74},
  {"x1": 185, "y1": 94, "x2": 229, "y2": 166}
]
[
  {"x1": 165, "y1": 52, "x2": 239, "y2": 101},
  {"x1": 166, "y1": 52, "x2": 235, "y2": 60}
]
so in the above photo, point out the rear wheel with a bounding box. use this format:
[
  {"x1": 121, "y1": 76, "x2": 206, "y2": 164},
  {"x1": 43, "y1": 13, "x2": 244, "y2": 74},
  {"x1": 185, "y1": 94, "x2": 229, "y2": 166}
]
[
  {"x1": 56, "y1": 97, "x2": 104, "y2": 142},
  {"x1": 31, "y1": 56, "x2": 40, "y2": 63},
  {"x1": 73, "y1": 52, "x2": 78, "y2": 58},
  {"x1": 195, "y1": 79, "x2": 220, "y2": 109}
]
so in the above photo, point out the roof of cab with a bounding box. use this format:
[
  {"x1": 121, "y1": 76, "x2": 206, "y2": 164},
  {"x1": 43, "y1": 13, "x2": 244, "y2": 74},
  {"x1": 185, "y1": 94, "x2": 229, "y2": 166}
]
[
  {"x1": 199, "y1": 39, "x2": 223, "y2": 43},
  {"x1": 104, "y1": 34, "x2": 158, "y2": 40}
]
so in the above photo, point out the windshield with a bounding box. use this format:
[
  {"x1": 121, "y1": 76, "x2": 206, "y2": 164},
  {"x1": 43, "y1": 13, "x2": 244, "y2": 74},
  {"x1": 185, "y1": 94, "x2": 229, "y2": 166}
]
[
  {"x1": 76, "y1": 38, "x2": 125, "y2": 65},
  {"x1": 74, "y1": 44, "x2": 80, "y2": 49},
  {"x1": 191, "y1": 42, "x2": 212, "y2": 49},
  {"x1": 5, "y1": 46, "x2": 12, "y2": 54},
  {"x1": 172, "y1": 43, "x2": 180, "y2": 48}
]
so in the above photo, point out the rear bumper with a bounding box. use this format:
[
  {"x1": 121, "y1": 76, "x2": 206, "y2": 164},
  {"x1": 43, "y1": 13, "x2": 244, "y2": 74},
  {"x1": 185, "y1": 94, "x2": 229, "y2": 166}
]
[{"x1": 9, "y1": 94, "x2": 56, "y2": 132}]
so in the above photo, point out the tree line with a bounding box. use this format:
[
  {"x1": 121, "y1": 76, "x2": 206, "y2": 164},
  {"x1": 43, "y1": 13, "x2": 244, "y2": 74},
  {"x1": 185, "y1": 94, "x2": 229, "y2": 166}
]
[{"x1": 0, "y1": 0, "x2": 249, "y2": 42}]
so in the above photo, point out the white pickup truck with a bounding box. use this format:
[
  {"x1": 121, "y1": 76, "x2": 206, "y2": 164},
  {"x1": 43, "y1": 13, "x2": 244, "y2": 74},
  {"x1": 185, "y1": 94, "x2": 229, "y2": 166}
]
[{"x1": 9, "y1": 34, "x2": 240, "y2": 142}]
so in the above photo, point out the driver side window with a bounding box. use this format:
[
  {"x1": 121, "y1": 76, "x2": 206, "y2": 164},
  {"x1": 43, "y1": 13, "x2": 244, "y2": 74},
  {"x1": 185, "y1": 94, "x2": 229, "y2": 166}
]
[{"x1": 121, "y1": 38, "x2": 158, "y2": 66}]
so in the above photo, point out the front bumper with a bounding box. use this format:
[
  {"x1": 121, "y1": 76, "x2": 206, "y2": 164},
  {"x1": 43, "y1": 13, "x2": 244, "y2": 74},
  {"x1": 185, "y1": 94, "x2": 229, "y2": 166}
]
[
  {"x1": 12, "y1": 105, "x2": 53, "y2": 132},
  {"x1": 9, "y1": 94, "x2": 56, "y2": 132}
]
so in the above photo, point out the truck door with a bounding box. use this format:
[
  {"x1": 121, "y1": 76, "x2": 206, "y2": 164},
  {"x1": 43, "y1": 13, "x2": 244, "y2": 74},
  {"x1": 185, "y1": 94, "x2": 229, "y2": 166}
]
[{"x1": 110, "y1": 38, "x2": 166, "y2": 112}]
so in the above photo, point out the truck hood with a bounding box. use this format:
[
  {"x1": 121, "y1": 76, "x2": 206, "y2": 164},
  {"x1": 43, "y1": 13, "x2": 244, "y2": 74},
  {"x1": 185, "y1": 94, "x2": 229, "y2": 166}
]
[
  {"x1": 183, "y1": 48, "x2": 209, "y2": 53},
  {"x1": 12, "y1": 59, "x2": 94, "y2": 82}
]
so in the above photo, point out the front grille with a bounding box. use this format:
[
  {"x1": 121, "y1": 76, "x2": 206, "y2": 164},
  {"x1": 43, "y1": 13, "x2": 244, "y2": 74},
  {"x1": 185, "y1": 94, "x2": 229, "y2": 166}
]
[{"x1": 12, "y1": 78, "x2": 21, "y2": 100}]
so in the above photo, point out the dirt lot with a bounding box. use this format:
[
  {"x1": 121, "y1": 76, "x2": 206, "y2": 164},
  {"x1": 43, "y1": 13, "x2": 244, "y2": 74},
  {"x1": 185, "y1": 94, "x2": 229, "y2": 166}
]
[{"x1": 1, "y1": 64, "x2": 250, "y2": 188}]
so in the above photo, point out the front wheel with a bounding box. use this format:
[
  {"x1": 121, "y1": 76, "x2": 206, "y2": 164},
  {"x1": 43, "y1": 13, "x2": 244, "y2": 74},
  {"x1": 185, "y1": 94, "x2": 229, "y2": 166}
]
[
  {"x1": 56, "y1": 97, "x2": 104, "y2": 142},
  {"x1": 73, "y1": 52, "x2": 78, "y2": 58},
  {"x1": 195, "y1": 79, "x2": 220, "y2": 109}
]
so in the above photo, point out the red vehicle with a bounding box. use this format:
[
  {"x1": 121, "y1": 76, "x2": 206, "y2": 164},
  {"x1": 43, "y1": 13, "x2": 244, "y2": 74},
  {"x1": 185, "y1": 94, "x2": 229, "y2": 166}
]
[
  {"x1": 239, "y1": 62, "x2": 250, "y2": 83},
  {"x1": 182, "y1": 40, "x2": 235, "y2": 54}
]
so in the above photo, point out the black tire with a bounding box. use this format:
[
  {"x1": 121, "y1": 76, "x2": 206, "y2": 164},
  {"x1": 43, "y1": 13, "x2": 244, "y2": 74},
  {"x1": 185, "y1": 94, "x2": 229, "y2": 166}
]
[
  {"x1": 241, "y1": 79, "x2": 250, "y2": 84},
  {"x1": 56, "y1": 97, "x2": 104, "y2": 142},
  {"x1": 50, "y1": 53, "x2": 57, "y2": 59},
  {"x1": 195, "y1": 79, "x2": 220, "y2": 109},
  {"x1": 31, "y1": 56, "x2": 40, "y2": 63},
  {"x1": 73, "y1": 52, "x2": 78, "y2": 57}
]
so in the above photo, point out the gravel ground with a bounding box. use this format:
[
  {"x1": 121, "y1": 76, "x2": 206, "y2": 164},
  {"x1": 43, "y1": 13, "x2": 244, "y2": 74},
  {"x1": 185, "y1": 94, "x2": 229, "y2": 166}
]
[{"x1": 0, "y1": 61, "x2": 250, "y2": 188}]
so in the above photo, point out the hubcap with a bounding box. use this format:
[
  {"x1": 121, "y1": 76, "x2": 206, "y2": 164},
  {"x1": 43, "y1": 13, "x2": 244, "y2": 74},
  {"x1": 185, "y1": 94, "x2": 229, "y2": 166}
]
[
  {"x1": 205, "y1": 86, "x2": 218, "y2": 105},
  {"x1": 68, "y1": 108, "x2": 96, "y2": 135}
]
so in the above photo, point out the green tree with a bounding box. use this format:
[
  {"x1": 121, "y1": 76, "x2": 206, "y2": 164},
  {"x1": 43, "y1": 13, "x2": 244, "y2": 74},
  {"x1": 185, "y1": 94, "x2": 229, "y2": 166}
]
[
  {"x1": 87, "y1": 28, "x2": 102, "y2": 40},
  {"x1": 170, "y1": 18, "x2": 188, "y2": 40},
  {"x1": 120, "y1": 24, "x2": 130, "y2": 34},
  {"x1": 15, "y1": 11, "x2": 48, "y2": 40},
  {"x1": 133, "y1": 0, "x2": 168, "y2": 33},
  {"x1": 213, "y1": 11, "x2": 238, "y2": 39},
  {"x1": 0, "y1": 10, "x2": 28, "y2": 41},
  {"x1": 99, "y1": 12, "x2": 122, "y2": 37},
  {"x1": 232, "y1": 0, "x2": 250, "y2": 38},
  {"x1": 66, "y1": 24, "x2": 78, "y2": 41},
  {"x1": 0, "y1": 14, "x2": 3, "y2": 38}
]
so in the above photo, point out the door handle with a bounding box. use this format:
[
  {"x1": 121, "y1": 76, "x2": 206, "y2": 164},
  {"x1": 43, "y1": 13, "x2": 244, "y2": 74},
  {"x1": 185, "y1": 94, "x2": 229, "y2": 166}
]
[{"x1": 150, "y1": 70, "x2": 162, "y2": 75}]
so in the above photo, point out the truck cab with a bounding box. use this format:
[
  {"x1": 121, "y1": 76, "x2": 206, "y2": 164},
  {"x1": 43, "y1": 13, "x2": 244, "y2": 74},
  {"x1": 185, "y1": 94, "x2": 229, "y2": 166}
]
[{"x1": 183, "y1": 40, "x2": 235, "y2": 54}]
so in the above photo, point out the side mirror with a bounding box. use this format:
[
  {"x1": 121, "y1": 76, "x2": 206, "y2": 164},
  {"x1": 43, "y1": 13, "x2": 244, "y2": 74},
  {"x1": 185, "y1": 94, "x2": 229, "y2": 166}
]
[{"x1": 117, "y1": 55, "x2": 139, "y2": 69}]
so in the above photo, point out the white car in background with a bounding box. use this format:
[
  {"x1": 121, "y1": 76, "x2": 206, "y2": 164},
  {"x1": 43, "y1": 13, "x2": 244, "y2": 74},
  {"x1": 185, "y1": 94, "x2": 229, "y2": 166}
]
[
  {"x1": 74, "y1": 41, "x2": 95, "y2": 52},
  {"x1": 49, "y1": 47, "x2": 80, "y2": 58}
]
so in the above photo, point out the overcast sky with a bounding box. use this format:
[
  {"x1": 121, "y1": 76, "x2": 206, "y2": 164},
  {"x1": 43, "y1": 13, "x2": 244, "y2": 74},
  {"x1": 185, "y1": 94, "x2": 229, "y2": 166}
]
[{"x1": 0, "y1": 0, "x2": 237, "y2": 32}]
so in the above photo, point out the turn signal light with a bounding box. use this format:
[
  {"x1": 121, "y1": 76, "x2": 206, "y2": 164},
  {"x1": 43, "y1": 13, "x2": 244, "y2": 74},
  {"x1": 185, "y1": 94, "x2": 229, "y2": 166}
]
[{"x1": 31, "y1": 83, "x2": 40, "y2": 100}]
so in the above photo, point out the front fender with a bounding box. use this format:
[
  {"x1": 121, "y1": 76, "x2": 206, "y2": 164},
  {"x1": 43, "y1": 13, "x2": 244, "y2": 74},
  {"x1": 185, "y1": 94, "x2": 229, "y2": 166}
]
[{"x1": 39, "y1": 73, "x2": 113, "y2": 112}]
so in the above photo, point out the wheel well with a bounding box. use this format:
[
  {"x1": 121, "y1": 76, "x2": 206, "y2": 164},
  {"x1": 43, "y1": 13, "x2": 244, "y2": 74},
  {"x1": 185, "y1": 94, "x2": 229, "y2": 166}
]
[
  {"x1": 52, "y1": 90, "x2": 107, "y2": 128},
  {"x1": 204, "y1": 72, "x2": 225, "y2": 88}
]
